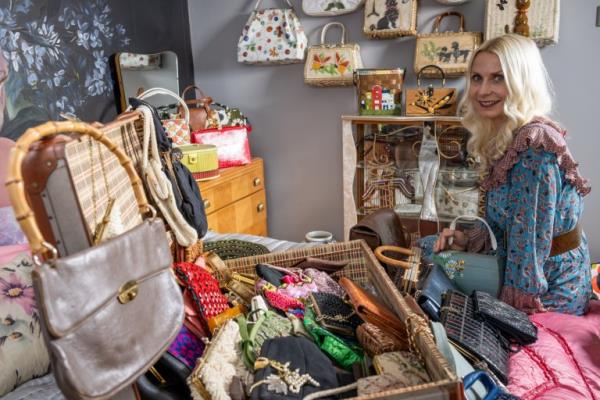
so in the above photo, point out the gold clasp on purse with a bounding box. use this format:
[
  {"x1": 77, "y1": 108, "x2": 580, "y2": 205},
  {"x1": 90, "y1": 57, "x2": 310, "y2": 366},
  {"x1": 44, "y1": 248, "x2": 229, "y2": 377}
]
[{"x1": 118, "y1": 280, "x2": 139, "y2": 304}]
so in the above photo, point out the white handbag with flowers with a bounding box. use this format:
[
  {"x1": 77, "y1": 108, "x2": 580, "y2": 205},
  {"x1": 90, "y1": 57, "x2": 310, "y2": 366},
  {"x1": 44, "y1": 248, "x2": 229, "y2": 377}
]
[
  {"x1": 302, "y1": 0, "x2": 364, "y2": 17},
  {"x1": 238, "y1": 0, "x2": 308, "y2": 65}
]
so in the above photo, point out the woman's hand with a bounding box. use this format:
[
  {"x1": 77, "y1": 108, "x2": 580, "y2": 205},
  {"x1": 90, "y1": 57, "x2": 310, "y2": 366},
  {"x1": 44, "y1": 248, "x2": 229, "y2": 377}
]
[{"x1": 434, "y1": 228, "x2": 468, "y2": 252}]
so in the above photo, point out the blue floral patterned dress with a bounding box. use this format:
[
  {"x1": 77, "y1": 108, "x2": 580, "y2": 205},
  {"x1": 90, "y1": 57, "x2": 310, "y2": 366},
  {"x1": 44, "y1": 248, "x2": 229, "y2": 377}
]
[{"x1": 424, "y1": 118, "x2": 592, "y2": 315}]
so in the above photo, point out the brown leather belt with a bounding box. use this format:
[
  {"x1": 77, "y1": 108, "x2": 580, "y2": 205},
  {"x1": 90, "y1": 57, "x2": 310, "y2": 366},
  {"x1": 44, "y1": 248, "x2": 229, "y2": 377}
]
[{"x1": 550, "y1": 223, "x2": 582, "y2": 257}]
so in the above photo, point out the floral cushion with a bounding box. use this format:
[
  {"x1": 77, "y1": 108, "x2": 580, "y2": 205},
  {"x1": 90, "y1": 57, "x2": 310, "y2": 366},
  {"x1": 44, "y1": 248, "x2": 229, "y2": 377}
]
[
  {"x1": 0, "y1": 252, "x2": 49, "y2": 396},
  {"x1": 0, "y1": 207, "x2": 27, "y2": 246}
]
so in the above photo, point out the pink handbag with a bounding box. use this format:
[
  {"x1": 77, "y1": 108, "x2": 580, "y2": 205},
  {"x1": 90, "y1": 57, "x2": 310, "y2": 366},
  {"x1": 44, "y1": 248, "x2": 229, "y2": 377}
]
[{"x1": 191, "y1": 125, "x2": 251, "y2": 168}]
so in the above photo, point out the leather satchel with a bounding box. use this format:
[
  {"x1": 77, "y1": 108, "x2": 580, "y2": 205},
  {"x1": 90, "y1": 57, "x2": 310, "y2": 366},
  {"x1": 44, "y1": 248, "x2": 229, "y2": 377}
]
[
  {"x1": 6, "y1": 121, "x2": 184, "y2": 400},
  {"x1": 415, "y1": 264, "x2": 458, "y2": 321},
  {"x1": 339, "y1": 277, "x2": 408, "y2": 348},
  {"x1": 349, "y1": 208, "x2": 408, "y2": 251},
  {"x1": 179, "y1": 85, "x2": 213, "y2": 132}
]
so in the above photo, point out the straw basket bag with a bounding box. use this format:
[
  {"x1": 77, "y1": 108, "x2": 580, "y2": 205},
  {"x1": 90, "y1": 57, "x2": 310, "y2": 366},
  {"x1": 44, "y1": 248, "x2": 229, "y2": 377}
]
[
  {"x1": 363, "y1": 0, "x2": 418, "y2": 39},
  {"x1": 414, "y1": 11, "x2": 482, "y2": 78},
  {"x1": 304, "y1": 22, "x2": 363, "y2": 87}
]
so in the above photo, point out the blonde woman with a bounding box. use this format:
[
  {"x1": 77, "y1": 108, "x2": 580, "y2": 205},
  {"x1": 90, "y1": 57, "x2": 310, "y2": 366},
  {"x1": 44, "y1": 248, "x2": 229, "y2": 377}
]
[{"x1": 433, "y1": 34, "x2": 591, "y2": 315}]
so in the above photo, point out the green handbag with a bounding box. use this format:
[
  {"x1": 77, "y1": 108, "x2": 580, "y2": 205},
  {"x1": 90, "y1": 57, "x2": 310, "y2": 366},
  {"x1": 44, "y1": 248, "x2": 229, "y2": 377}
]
[{"x1": 432, "y1": 216, "x2": 505, "y2": 297}]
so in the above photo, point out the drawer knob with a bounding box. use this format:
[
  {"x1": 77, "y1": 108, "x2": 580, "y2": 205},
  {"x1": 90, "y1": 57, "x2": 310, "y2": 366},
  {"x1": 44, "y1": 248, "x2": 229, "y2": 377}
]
[
  {"x1": 204, "y1": 199, "x2": 211, "y2": 209},
  {"x1": 253, "y1": 177, "x2": 262, "y2": 187},
  {"x1": 257, "y1": 203, "x2": 265, "y2": 212}
]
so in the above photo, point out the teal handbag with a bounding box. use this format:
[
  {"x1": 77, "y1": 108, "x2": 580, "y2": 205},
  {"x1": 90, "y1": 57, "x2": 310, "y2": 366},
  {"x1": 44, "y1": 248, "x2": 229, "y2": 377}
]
[{"x1": 432, "y1": 216, "x2": 505, "y2": 297}]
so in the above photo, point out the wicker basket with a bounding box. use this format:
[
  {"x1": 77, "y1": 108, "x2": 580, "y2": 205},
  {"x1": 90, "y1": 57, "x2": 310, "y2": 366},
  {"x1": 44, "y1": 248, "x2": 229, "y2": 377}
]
[{"x1": 223, "y1": 240, "x2": 463, "y2": 400}]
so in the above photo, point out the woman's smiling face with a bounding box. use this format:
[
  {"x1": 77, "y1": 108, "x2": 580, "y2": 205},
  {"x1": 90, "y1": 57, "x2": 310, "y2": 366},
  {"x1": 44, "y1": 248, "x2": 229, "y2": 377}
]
[{"x1": 468, "y1": 51, "x2": 509, "y2": 127}]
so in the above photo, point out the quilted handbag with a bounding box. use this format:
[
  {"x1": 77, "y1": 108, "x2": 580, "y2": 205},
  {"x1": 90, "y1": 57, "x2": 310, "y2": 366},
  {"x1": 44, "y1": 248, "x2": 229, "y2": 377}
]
[
  {"x1": 472, "y1": 290, "x2": 538, "y2": 345},
  {"x1": 363, "y1": 0, "x2": 418, "y2": 39},
  {"x1": 238, "y1": 0, "x2": 308, "y2": 65},
  {"x1": 414, "y1": 11, "x2": 482, "y2": 77},
  {"x1": 302, "y1": 0, "x2": 364, "y2": 16},
  {"x1": 304, "y1": 22, "x2": 363, "y2": 87},
  {"x1": 485, "y1": 0, "x2": 560, "y2": 47},
  {"x1": 432, "y1": 215, "x2": 505, "y2": 297}
]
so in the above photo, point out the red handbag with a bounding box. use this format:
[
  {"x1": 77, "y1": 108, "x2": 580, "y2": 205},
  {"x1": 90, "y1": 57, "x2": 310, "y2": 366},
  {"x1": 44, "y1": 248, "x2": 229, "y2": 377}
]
[
  {"x1": 191, "y1": 125, "x2": 251, "y2": 168},
  {"x1": 174, "y1": 262, "x2": 229, "y2": 321}
]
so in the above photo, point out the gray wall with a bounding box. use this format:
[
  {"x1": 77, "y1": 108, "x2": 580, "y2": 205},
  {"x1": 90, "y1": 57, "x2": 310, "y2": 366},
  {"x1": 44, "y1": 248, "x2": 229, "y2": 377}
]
[{"x1": 188, "y1": 1, "x2": 600, "y2": 259}]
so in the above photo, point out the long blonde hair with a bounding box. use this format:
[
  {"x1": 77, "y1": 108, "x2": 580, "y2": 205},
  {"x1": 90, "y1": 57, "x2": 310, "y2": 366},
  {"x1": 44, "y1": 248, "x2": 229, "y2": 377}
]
[{"x1": 459, "y1": 34, "x2": 554, "y2": 171}]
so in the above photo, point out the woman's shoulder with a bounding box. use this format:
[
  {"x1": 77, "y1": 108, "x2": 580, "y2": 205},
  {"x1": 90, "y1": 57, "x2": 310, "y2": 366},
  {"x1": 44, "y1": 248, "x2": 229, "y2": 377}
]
[{"x1": 480, "y1": 117, "x2": 591, "y2": 195}]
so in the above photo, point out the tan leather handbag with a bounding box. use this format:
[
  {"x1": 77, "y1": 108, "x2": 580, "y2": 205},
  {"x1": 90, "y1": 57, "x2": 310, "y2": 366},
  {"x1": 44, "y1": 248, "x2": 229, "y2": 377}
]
[
  {"x1": 179, "y1": 85, "x2": 213, "y2": 132},
  {"x1": 6, "y1": 121, "x2": 184, "y2": 400}
]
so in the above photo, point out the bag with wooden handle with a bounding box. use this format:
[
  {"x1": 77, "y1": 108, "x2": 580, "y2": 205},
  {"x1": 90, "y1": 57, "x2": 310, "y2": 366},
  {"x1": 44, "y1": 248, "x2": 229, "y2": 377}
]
[{"x1": 6, "y1": 121, "x2": 184, "y2": 400}]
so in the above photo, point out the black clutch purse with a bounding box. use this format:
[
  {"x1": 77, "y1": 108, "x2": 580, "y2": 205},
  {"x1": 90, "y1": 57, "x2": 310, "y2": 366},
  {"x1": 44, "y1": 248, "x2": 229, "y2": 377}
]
[
  {"x1": 309, "y1": 292, "x2": 364, "y2": 338},
  {"x1": 472, "y1": 290, "x2": 538, "y2": 345},
  {"x1": 416, "y1": 264, "x2": 459, "y2": 321},
  {"x1": 256, "y1": 263, "x2": 286, "y2": 286},
  {"x1": 440, "y1": 290, "x2": 510, "y2": 384}
]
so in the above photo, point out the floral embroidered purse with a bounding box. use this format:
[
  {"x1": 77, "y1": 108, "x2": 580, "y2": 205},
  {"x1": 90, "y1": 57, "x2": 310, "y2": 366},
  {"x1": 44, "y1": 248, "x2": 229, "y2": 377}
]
[{"x1": 304, "y1": 22, "x2": 363, "y2": 87}]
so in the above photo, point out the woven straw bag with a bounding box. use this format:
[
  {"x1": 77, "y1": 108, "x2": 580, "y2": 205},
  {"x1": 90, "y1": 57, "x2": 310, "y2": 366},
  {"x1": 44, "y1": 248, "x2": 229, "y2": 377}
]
[
  {"x1": 304, "y1": 22, "x2": 363, "y2": 87},
  {"x1": 363, "y1": 0, "x2": 418, "y2": 39},
  {"x1": 414, "y1": 11, "x2": 482, "y2": 78},
  {"x1": 484, "y1": 0, "x2": 560, "y2": 47}
]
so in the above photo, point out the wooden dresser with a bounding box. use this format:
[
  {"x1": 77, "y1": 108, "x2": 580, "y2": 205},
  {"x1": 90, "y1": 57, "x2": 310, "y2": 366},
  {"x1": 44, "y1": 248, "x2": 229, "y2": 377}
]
[{"x1": 197, "y1": 157, "x2": 267, "y2": 236}]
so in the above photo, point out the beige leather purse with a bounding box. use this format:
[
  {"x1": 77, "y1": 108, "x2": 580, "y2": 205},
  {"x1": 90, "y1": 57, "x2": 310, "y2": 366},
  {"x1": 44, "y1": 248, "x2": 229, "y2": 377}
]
[{"x1": 6, "y1": 121, "x2": 184, "y2": 400}]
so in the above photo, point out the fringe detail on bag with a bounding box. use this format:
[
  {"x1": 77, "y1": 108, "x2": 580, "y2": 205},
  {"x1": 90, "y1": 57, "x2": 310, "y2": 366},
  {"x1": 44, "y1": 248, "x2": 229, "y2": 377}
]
[
  {"x1": 480, "y1": 117, "x2": 591, "y2": 196},
  {"x1": 499, "y1": 286, "x2": 546, "y2": 315}
]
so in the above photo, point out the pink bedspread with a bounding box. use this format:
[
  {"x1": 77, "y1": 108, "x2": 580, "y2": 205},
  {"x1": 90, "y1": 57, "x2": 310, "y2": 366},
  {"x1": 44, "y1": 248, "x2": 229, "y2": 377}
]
[
  {"x1": 0, "y1": 243, "x2": 30, "y2": 264},
  {"x1": 508, "y1": 301, "x2": 600, "y2": 399}
]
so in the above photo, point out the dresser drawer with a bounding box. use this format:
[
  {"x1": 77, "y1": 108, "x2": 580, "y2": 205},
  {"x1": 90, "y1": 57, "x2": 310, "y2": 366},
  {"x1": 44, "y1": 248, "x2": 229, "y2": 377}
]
[
  {"x1": 206, "y1": 190, "x2": 267, "y2": 236},
  {"x1": 199, "y1": 158, "x2": 264, "y2": 214}
]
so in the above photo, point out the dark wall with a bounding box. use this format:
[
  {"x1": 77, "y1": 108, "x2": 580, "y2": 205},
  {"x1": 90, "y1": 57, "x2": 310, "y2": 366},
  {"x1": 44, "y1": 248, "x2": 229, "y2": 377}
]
[{"x1": 0, "y1": 0, "x2": 193, "y2": 140}]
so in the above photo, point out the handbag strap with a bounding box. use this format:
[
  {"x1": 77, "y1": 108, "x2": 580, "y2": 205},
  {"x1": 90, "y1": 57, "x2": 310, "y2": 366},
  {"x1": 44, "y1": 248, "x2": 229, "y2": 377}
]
[
  {"x1": 320, "y1": 22, "x2": 346, "y2": 45},
  {"x1": 138, "y1": 87, "x2": 190, "y2": 124},
  {"x1": 254, "y1": 0, "x2": 293, "y2": 10},
  {"x1": 417, "y1": 64, "x2": 446, "y2": 88},
  {"x1": 432, "y1": 11, "x2": 465, "y2": 33},
  {"x1": 448, "y1": 215, "x2": 498, "y2": 250},
  {"x1": 374, "y1": 245, "x2": 412, "y2": 269},
  {"x1": 180, "y1": 84, "x2": 207, "y2": 100},
  {"x1": 6, "y1": 121, "x2": 152, "y2": 261}
]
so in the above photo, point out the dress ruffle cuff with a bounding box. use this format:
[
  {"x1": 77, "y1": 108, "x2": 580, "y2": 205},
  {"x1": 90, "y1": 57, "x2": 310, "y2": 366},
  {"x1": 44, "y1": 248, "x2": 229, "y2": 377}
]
[{"x1": 499, "y1": 286, "x2": 546, "y2": 315}]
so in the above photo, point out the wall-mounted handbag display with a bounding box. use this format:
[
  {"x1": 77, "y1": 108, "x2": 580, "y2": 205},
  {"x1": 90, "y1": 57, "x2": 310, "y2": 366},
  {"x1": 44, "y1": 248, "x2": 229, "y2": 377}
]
[
  {"x1": 179, "y1": 85, "x2": 213, "y2": 132},
  {"x1": 414, "y1": 11, "x2": 482, "y2": 78},
  {"x1": 363, "y1": 0, "x2": 418, "y2": 39},
  {"x1": 302, "y1": 0, "x2": 364, "y2": 16},
  {"x1": 6, "y1": 121, "x2": 184, "y2": 400},
  {"x1": 304, "y1": 22, "x2": 363, "y2": 87},
  {"x1": 405, "y1": 65, "x2": 457, "y2": 117},
  {"x1": 485, "y1": 0, "x2": 560, "y2": 47},
  {"x1": 432, "y1": 215, "x2": 505, "y2": 297},
  {"x1": 238, "y1": 0, "x2": 308, "y2": 65},
  {"x1": 354, "y1": 68, "x2": 405, "y2": 115}
]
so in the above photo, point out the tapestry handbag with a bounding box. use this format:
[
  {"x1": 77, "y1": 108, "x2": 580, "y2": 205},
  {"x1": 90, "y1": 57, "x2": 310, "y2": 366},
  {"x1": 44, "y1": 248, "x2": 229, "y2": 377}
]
[
  {"x1": 440, "y1": 290, "x2": 510, "y2": 384},
  {"x1": 372, "y1": 351, "x2": 431, "y2": 386},
  {"x1": 309, "y1": 292, "x2": 364, "y2": 338},
  {"x1": 302, "y1": 0, "x2": 364, "y2": 16},
  {"x1": 405, "y1": 64, "x2": 458, "y2": 116},
  {"x1": 6, "y1": 121, "x2": 184, "y2": 400},
  {"x1": 363, "y1": 0, "x2": 418, "y2": 39},
  {"x1": 433, "y1": 215, "x2": 505, "y2": 297},
  {"x1": 238, "y1": 0, "x2": 308, "y2": 65},
  {"x1": 414, "y1": 11, "x2": 482, "y2": 77},
  {"x1": 356, "y1": 322, "x2": 404, "y2": 356},
  {"x1": 179, "y1": 85, "x2": 214, "y2": 132},
  {"x1": 485, "y1": 0, "x2": 560, "y2": 47},
  {"x1": 250, "y1": 336, "x2": 339, "y2": 399},
  {"x1": 304, "y1": 22, "x2": 363, "y2": 87},
  {"x1": 472, "y1": 290, "x2": 538, "y2": 345}
]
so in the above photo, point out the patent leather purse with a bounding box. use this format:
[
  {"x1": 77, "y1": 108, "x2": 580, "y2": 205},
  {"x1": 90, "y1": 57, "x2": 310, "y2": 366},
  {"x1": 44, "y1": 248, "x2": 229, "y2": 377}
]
[
  {"x1": 6, "y1": 121, "x2": 184, "y2": 400},
  {"x1": 432, "y1": 216, "x2": 505, "y2": 297}
]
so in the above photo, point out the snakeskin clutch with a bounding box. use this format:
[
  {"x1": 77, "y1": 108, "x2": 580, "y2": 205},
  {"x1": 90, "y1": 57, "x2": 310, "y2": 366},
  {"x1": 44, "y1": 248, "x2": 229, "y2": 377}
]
[{"x1": 472, "y1": 290, "x2": 537, "y2": 345}]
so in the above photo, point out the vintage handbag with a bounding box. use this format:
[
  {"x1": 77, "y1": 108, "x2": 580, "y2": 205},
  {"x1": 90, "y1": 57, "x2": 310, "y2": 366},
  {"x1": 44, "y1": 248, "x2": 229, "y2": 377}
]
[
  {"x1": 356, "y1": 323, "x2": 404, "y2": 356},
  {"x1": 179, "y1": 85, "x2": 213, "y2": 132},
  {"x1": 415, "y1": 264, "x2": 459, "y2": 321},
  {"x1": 250, "y1": 336, "x2": 339, "y2": 400},
  {"x1": 238, "y1": 0, "x2": 308, "y2": 65},
  {"x1": 485, "y1": 0, "x2": 560, "y2": 47},
  {"x1": 432, "y1": 215, "x2": 505, "y2": 297},
  {"x1": 339, "y1": 277, "x2": 409, "y2": 347},
  {"x1": 191, "y1": 125, "x2": 251, "y2": 168},
  {"x1": 237, "y1": 310, "x2": 293, "y2": 369},
  {"x1": 405, "y1": 64, "x2": 458, "y2": 117},
  {"x1": 363, "y1": 0, "x2": 418, "y2": 39},
  {"x1": 414, "y1": 11, "x2": 482, "y2": 77},
  {"x1": 176, "y1": 144, "x2": 220, "y2": 181},
  {"x1": 472, "y1": 290, "x2": 538, "y2": 345},
  {"x1": 303, "y1": 268, "x2": 346, "y2": 297},
  {"x1": 435, "y1": 168, "x2": 480, "y2": 218},
  {"x1": 349, "y1": 208, "x2": 408, "y2": 250},
  {"x1": 292, "y1": 257, "x2": 349, "y2": 274},
  {"x1": 304, "y1": 22, "x2": 363, "y2": 87},
  {"x1": 309, "y1": 292, "x2": 363, "y2": 338},
  {"x1": 6, "y1": 121, "x2": 184, "y2": 400},
  {"x1": 440, "y1": 290, "x2": 510, "y2": 384},
  {"x1": 302, "y1": 0, "x2": 364, "y2": 16},
  {"x1": 153, "y1": 88, "x2": 191, "y2": 146},
  {"x1": 354, "y1": 68, "x2": 405, "y2": 115},
  {"x1": 372, "y1": 351, "x2": 430, "y2": 386}
]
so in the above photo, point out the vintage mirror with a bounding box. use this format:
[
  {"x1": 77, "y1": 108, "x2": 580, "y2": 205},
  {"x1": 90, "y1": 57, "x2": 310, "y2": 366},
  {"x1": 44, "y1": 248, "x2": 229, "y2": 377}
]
[{"x1": 114, "y1": 50, "x2": 179, "y2": 111}]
